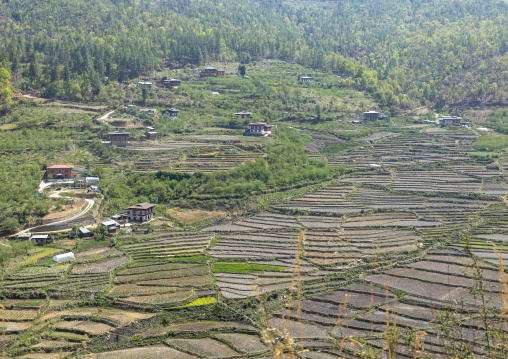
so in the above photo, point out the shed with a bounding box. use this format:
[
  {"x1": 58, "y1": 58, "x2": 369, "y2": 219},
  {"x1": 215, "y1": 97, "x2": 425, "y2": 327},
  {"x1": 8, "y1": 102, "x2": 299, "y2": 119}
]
[
  {"x1": 79, "y1": 227, "x2": 93, "y2": 238},
  {"x1": 32, "y1": 234, "x2": 52, "y2": 246},
  {"x1": 102, "y1": 219, "x2": 120, "y2": 232},
  {"x1": 86, "y1": 177, "x2": 100, "y2": 183},
  {"x1": 53, "y1": 252, "x2": 75, "y2": 262},
  {"x1": 17, "y1": 233, "x2": 32, "y2": 240}
]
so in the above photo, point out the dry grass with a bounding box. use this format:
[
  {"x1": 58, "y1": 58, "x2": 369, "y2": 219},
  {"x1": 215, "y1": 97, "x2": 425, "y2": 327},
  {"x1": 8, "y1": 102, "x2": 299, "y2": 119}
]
[
  {"x1": 43, "y1": 198, "x2": 85, "y2": 220},
  {"x1": 168, "y1": 208, "x2": 226, "y2": 225}
]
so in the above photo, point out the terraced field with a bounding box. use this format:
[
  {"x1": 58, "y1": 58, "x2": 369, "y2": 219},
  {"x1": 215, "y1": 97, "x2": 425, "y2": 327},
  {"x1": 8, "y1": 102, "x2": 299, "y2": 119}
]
[
  {"x1": 204, "y1": 212, "x2": 300, "y2": 231},
  {"x1": 274, "y1": 185, "x2": 364, "y2": 214},
  {"x1": 119, "y1": 231, "x2": 214, "y2": 259}
]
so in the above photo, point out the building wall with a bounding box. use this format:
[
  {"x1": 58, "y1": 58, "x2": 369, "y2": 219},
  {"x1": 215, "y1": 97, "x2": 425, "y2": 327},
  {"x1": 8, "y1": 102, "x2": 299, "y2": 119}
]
[{"x1": 47, "y1": 168, "x2": 72, "y2": 179}]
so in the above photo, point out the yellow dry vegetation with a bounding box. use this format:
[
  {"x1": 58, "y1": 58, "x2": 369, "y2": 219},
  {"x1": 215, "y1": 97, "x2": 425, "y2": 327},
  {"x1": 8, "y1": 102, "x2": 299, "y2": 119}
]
[
  {"x1": 40, "y1": 308, "x2": 154, "y2": 325},
  {"x1": 43, "y1": 198, "x2": 85, "y2": 220},
  {"x1": 168, "y1": 208, "x2": 226, "y2": 225}
]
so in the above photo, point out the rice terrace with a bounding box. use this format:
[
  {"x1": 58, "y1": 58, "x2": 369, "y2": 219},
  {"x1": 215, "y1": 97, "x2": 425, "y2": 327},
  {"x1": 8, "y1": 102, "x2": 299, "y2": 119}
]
[{"x1": 1, "y1": 0, "x2": 508, "y2": 358}]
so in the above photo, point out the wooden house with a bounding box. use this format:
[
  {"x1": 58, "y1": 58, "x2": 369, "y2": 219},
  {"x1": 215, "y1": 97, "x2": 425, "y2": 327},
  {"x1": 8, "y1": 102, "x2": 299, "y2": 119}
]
[
  {"x1": 363, "y1": 111, "x2": 380, "y2": 121},
  {"x1": 439, "y1": 116, "x2": 462, "y2": 127},
  {"x1": 146, "y1": 131, "x2": 158, "y2": 140},
  {"x1": 46, "y1": 165, "x2": 79, "y2": 180},
  {"x1": 109, "y1": 131, "x2": 130, "y2": 147},
  {"x1": 201, "y1": 67, "x2": 225, "y2": 77},
  {"x1": 245, "y1": 122, "x2": 274, "y2": 136},
  {"x1": 234, "y1": 111, "x2": 252, "y2": 120},
  {"x1": 163, "y1": 108, "x2": 179, "y2": 119},
  {"x1": 162, "y1": 79, "x2": 181, "y2": 89},
  {"x1": 126, "y1": 203, "x2": 156, "y2": 223}
]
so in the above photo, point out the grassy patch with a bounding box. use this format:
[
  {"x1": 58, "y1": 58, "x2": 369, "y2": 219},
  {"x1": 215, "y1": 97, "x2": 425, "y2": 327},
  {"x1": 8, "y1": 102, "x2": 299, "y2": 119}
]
[
  {"x1": 468, "y1": 151, "x2": 500, "y2": 157},
  {"x1": 24, "y1": 248, "x2": 62, "y2": 264},
  {"x1": 473, "y1": 135, "x2": 508, "y2": 151},
  {"x1": 173, "y1": 297, "x2": 216, "y2": 308}
]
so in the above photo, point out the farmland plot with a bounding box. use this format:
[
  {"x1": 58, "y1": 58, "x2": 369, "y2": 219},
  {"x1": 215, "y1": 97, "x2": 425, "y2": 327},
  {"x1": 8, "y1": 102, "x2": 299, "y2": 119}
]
[
  {"x1": 110, "y1": 261, "x2": 212, "y2": 306},
  {"x1": 120, "y1": 232, "x2": 213, "y2": 259},
  {"x1": 366, "y1": 248, "x2": 507, "y2": 309},
  {"x1": 342, "y1": 212, "x2": 441, "y2": 228},
  {"x1": 166, "y1": 338, "x2": 240, "y2": 358},
  {"x1": 274, "y1": 185, "x2": 364, "y2": 214},
  {"x1": 213, "y1": 333, "x2": 268, "y2": 354},
  {"x1": 391, "y1": 170, "x2": 481, "y2": 193},
  {"x1": 2, "y1": 264, "x2": 70, "y2": 292},
  {"x1": 204, "y1": 212, "x2": 300, "y2": 232},
  {"x1": 209, "y1": 232, "x2": 300, "y2": 260},
  {"x1": 304, "y1": 228, "x2": 420, "y2": 265},
  {"x1": 90, "y1": 345, "x2": 198, "y2": 359}
]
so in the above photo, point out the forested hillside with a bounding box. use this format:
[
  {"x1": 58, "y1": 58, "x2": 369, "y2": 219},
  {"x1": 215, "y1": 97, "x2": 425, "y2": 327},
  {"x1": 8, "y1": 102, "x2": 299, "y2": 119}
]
[{"x1": 0, "y1": 0, "x2": 507, "y2": 109}]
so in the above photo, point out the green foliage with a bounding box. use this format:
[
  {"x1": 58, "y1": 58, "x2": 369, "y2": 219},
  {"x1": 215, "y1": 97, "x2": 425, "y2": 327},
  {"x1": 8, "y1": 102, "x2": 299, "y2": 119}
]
[
  {"x1": 473, "y1": 135, "x2": 508, "y2": 151},
  {"x1": 103, "y1": 128, "x2": 342, "y2": 213},
  {"x1": 484, "y1": 108, "x2": 508, "y2": 134},
  {"x1": 0, "y1": 0, "x2": 505, "y2": 107}
]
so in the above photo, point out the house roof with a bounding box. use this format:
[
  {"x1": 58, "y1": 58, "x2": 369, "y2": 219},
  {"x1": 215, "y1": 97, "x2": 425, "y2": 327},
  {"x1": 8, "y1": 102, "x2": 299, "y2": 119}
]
[
  {"x1": 300, "y1": 76, "x2": 313, "y2": 79},
  {"x1": 79, "y1": 227, "x2": 92, "y2": 234},
  {"x1": 165, "y1": 108, "x2": 179, "y2": 112},
  {"x1": 32, "y1": 234, "x2": 49, "y2": 239},
  {"x1": 235, "y1": 111, "x2": 251, "y2": 115},
  {"x1": 47, "y1": 165, "x2": 74, "y2": 169},
  {"x1": 249, "y1": 122, "x2": 267, "y2": 126},
  {"x1": 102, "y1": 220, "x2": 120, "y2": 227},
  {"x1": 204, "y1": 67, "x2": 216, "y2": 70},
  {"x1": 109, "y1": 131, "x2": 130, "y2": 135},
  {"x1": 165, "y1": 78, "x2": 180, "y2": 82},
  {"x1": 364, "y1": 111, "x2": 380, "y2": 114},
  {"x1": 147, "y1": 131, "x2": 158, "y2": 134},
  {"x1": 126, "y1": 202, "x2": 156, "y2": 210}
]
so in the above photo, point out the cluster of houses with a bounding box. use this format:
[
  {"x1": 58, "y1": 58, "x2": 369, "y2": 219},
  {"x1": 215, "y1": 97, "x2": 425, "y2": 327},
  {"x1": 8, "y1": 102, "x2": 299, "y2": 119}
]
[{"x1": 18, "y1": 201, "x2": 157, "y2": 244}]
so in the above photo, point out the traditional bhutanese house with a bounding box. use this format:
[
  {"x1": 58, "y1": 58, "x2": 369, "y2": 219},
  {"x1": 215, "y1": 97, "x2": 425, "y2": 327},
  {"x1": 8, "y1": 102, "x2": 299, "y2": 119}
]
[
  {"x1": 163, "y1": 108, "x2": 179, "y2": 119},
  {"x1": 217, "y1": 69, "x2": 225, "y2": 76},
  {"x1": 363, "y1": 111, "x2": 380, "y2": 121},
  {"x1": 33, "y1": 234, "x2": 53, "y2": 246},
  {"x1": 126, "y1": 203, "x2": 156, "y2": 223},
  {"x1": 136, "y1": 81, "x2": 152, "y2": 88},
  {"x1": 139, "y1": 108, "x2": 156, "y2": 115},
  {"x1": 201, "y1": 67, "x2": 220, "y2": 77},
  {"x1": 234, "y1": 111, "x2": 252, "y2": 120},
  {"x1": 162, "y1": 79, "x2": 181, "y2": 89},
  {"x1": 101, "y1": 220, "x2": 120, "y2": 233},
  {"x1": 245, "y1": 122, "x2": 274, "y2": 136},
  {"x1": 46, "y1": 165, "x2": 79, "y2": 180},
  {"x1": 146, "y1": 131, "x2": 158, "y2": 140},
  {"x1": 300, "y1": 76, "x2": 314, "y2": 83},
  {"x1": 109, "y1": 131, "x2": 130, "y2": 147},
  {"x1": 146, "y1": 126, "x2": 155, "y2": 131},
  {"x1": 439, "y1": 116, "x2": 462, "y2": 127},
  {"x1": 140, "y1": 134, "x2": 147, "y2": 141},
  {"x1": 79, "y1": 227, "x2": 93, "y2": 238}
]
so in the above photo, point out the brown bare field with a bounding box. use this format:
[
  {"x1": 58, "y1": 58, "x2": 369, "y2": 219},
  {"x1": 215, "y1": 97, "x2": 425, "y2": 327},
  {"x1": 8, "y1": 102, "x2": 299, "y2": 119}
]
[
  {"x1": 92, "y1": 345, "x2": 197, "y2": 359},
  {"x1": 40, "y1": 308, "x2": 154, "y2": 325},
  {"x1": 168, "y1": 209, "x2": 226, "y2": 224},
  {"x1": 43, "y1": 198, "x2": 85, "y2": 220}
]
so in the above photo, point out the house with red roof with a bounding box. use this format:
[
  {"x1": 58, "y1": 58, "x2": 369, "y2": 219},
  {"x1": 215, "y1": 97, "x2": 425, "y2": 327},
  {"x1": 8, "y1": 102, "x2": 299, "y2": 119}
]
[{"x1": 45, "y1": 165, "x2": 79, "y2": 180}]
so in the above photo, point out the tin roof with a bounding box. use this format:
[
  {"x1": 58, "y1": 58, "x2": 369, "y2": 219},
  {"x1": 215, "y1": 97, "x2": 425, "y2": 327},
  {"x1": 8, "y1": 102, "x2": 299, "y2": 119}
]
[{"x1": 47, "y1": 165, "x2": 74, "y2": 169}]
